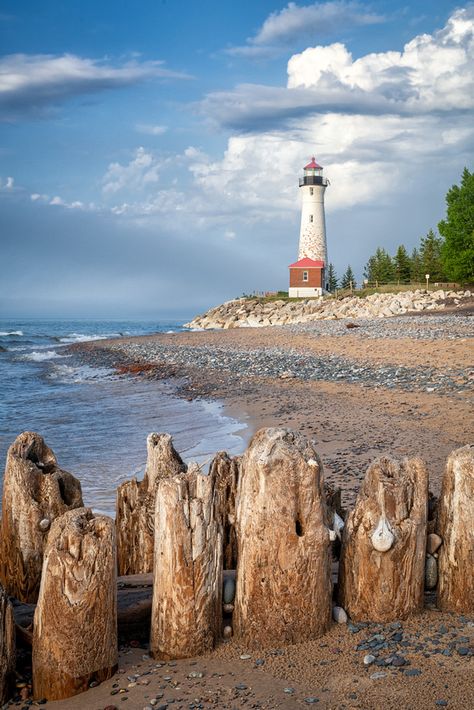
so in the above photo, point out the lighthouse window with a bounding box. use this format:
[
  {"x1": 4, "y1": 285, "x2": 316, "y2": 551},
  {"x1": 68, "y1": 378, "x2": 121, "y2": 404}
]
[
  {"x1": 303, "y1": 271, "x2": 309, "y2": 282},
  {"x1": 310, "y1": 187, "x2": 314, "y2": 195},
  {"x1": 309, "y1": 214, "x2": 313, "y2": 222}
]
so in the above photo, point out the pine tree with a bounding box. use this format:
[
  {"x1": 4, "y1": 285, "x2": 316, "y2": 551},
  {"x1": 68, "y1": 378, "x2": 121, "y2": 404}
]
[
  {"x1": 340, "y1": 265, "x2": 356, "y2": 290},
  {"x1": 364, "y1": 247, "x2": 394, "y2": 283},
  {"x1": 420, "y1": 229, "x2": 445, "y2": 282},
  {"x1": 410, "y1": 247, "x2": 423, "y2": 282},
  {"x1": 438, "y1": 167, "x2": 474, "y2": 282},
  {"x1": 393, "y1": 245, "x2": 411, "y2": 283},
  {"x1": 327, "y1": 262, "x2": 338, "y2": 292}
]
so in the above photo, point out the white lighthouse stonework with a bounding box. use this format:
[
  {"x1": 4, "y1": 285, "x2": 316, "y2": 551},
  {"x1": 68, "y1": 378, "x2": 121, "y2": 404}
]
[{"x1": 298, "y1": 157, "x2": 328, "y2": 265}]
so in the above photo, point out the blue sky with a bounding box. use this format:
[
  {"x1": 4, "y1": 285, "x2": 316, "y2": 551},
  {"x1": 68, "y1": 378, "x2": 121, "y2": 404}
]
[{"x1": 1, "y1": 1, "x2": 473, "y2": 317}]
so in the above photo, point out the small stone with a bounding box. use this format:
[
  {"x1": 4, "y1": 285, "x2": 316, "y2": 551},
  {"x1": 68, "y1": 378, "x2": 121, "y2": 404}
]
[
  {"x1": 363, "y1": 654, "x2": 376, "y2": 666},
  {"x1": 435, "y1": 701, "x2": 448, "y2": 707},
  {"x1": 38, "y1": 518, "x2": 51, "y2": 532},
  {"x1": 457, "y1": 647, "x2": 470, "y2": 656},
  {"x1": 404, "y1": 668, "x2": 422, "y2": 676},
  {"x1": 425, "y1": 555, "x2": 438, "y2": 589},
  {"x1": 239, "y1": 653, "x2": 251, "y2": 660},
  {"x1": 427, "y1": 533, "x2": 443, "y2": 554},
  {"x1": 304, "y1": 698, "x2": 319, "y2": 704},
  {"x1": 332, "y1": 606, "x2": 348, "y2": 624},
  {"x1": 223, "y1": 576, "x2": 236, "y2": 604},
  {"x1": 255, "y1": 658, "x2": 265, "y2": 666},
  {"x1": 370, "y1": 672, "x2": 387, "y2": 680},
  {"x1": 223, "y1": 625, "x2": 233, "y2": 639},
  {"x1": 235, "y1": 683, "x2": 248, "y2": 690},
  {"x1": 223, "y1": 603, "x2": 234, "y2": 614},
  {"x1": 188, "y1": 671, "x2": 204, "y2": 678},
  {"x1": 89, "y1": 680, "x2": 99, "y2": 688},
  {"x1": 283, "y1": 688, "x2": 295, "y2": 694}
]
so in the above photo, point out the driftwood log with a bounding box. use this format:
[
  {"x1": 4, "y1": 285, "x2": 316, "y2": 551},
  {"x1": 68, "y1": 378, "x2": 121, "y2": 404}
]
[
  {"x1": 0, "y1": 432, "x2": 83, "y2": 602},
  {"x1": 150, "y1": 463, "x2": 223, "y2": 660},
  {"x1": 0, "y1": 584, "x2": 15, "y2": 705},
  {"x1": 210, "y1": 451, "x2": 240, "y2": 569},
  {"x1": 338, "y1": 456, "x2": 428, "y2": 622},
  {"x1": 32, "y1": 508, "x2": 118, "y2": 701},
  {"x1": 437, "y1": 445, "x2": 474, "y2": 613},
  {"x1": 116, "y1": 433, "x2": 186, "y2": 575},
  {"x1": 233, "y1": 428, "x2": 332, "y2": 648}
]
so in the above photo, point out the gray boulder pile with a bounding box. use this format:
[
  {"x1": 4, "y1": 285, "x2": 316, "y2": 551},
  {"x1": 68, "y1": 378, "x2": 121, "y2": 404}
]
[{"x1": 185, "y1": 289, "x2": 472, "y2": 330}]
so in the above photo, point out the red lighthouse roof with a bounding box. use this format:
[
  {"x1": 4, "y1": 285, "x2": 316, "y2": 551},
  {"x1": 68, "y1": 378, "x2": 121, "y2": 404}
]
[
  {"x1": 304, "y1": 157, "x2": 323, "y2": 170},
  {"x1": 289, "y1": 257, "x2": 325, "y2": 268}
]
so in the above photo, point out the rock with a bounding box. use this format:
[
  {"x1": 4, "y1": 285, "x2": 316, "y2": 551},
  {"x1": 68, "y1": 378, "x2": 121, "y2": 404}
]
[
  {"x1": 223, "y1": 603, "x2": 234, "y2": 613},
  {"x1": 0, "y1": 432, "x2": 83, "y2": 603},
  {"x1": 339, "y1": 456, "x2": 428, "y2": 622},
  {"x1": 223, "y1": 626, "x2": 232, "y2": 639},
  {"x1": 332, "y1": 606, "x2": 348, "y2": 624},
  {"x1": 32, "y1": 508, "x2": 117, "y2": 701},
  {"x1": 233, "y1": 429, "x2": 332, "y2": 648},
  {"x1": 223, "y1": 573, "x2": 236, "y2": 604},
  {"x1": 116, "y1": 433, "x2": 186, "y2": 576},
  {"x1": 370, "y1": 672, "x2": 387, "y2": 680},
  {"x1": 425, "y1": 555, "x2": 438, "y2": 590},
  {"x1": 0, "y1": 584, "x2": 15, "y2": 705},
  {"x1": 427, "y1": 533, "x2": 443, "y2": 554},
  {"x1": 150, "y1": 464, "x2": 223, "y2": 660},
  {"x1": 363, "y1": 654, "x2": 375, "y2": 666},
  {"x1": 437, "y1": 445, "x2": 474, "y2": 613}
]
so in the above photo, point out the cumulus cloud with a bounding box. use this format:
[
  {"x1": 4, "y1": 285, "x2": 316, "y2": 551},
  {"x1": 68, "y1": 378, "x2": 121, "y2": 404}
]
[
  {"x1": 0, "y1": 176, "x2": 14, "y2": 190},
  {"x1": 226, "y1": 1, "x2": 384, "y2": 57},
  {"x1": 0, "y1": 53, "x2": 190, "y2": 121},
  {"x1": 102, "y1": 147, "x2": 165, "y2": 195},
  {"x1": 208, "y1": 7, "x2": 474, "y2": 130}
]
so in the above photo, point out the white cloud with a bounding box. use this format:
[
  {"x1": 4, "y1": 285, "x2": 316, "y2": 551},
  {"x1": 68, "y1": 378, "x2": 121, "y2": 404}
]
[
  {"x1": 0, "y1": 53, "x2": 190, "y2": 121},
  {"x1": 226, "y1": 1, "x2": 384, "y2": 56},
  {"x1": 102, "y1": 147, "x2": 164, "y2": 195},
  {"x1": 0, "y1": 176, "x2": 14, "y2": 190},
  {"x1": 135, "y1": 123, "x2": 168, "y2": 135}
]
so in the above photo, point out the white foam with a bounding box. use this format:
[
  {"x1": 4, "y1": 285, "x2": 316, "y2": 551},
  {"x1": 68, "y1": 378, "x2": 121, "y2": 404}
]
[
  {"x1": 0, "y1": 330, "x2": 23, "y2": 336},
  {"x1": 23, "y1": 350, "x2": 66, "y2": 362},
  {"x1": 48, "y1": 363, "x2": 116, "y2": 383},
  {"x1": 58, "y1": 332, "x2": 117, "y2": 343}
]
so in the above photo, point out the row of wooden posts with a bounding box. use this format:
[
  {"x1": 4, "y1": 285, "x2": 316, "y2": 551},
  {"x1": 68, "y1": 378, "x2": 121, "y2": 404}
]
[{"x1": 0, "y1": 429, "x2": 473, "y2": 703}]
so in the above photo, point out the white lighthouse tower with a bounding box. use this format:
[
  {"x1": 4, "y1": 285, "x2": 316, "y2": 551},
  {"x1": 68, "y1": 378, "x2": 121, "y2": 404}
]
[
  {"x1": 298, "y1": 157, "x2": 328, "y2": 264},
  {"x1": 288, "y1": 157, "x2": 329, "y2": 298}
]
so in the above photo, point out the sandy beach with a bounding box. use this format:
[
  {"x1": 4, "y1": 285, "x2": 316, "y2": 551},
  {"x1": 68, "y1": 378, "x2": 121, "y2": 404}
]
[{"x1": 18, "y1": 307, "x2": 473, "y2": 710}]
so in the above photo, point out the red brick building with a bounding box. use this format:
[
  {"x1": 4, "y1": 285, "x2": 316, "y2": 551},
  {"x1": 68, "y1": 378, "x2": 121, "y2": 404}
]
[{"x1": 288, "y1": 257, "x2": 325, "y2": 297}]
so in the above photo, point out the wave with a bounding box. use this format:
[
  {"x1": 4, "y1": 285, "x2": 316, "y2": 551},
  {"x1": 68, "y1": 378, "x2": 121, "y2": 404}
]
[
  {"x1": 0, "y1": 330, "x2": 23, "y2": 336},
  {"x1": 22, "y1": 350, "x2": 66, "y2": 362},
  {"x1": 58, "y1": 333, "x2": 118, "y2": 344},
  {"x1": 48, "y1": 363, "x2": 117, "y2": 383}
]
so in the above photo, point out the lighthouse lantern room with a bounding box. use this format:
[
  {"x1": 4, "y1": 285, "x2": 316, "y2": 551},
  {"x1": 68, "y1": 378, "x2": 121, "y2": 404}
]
[{"x1": 289, "y1": 157, "x2": 329, "y2": 298}]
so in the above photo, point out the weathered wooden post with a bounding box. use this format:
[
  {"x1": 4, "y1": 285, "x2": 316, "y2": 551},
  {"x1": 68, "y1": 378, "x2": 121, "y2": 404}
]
[
  {"x1": 0, "y1": 431, "x2": 83, "y2": 602},
  {"x1": 32, "y1": 508, "x2": 117, "y2": 701},
  {"x1": 233, "y1": 428, "x2": 332, "y2": 648},
  {"x1": 116, "y1": 433, "x2": 186, "y2": 575},
  {"x1": 437, "y1": 445, "x2": 474, "y2": 613},
  {"x1": 210, "y1": 451, "x2": 240, "y2": 569},
  {"x1": 0, "y1": 584, "x2": 15, "y2": 705},
  {"x1": 150, "y1": 463, "x2": 223, "y2": 659},
  {"x1": 338, "y1": 456, "x2": 428, "y2": 622}
]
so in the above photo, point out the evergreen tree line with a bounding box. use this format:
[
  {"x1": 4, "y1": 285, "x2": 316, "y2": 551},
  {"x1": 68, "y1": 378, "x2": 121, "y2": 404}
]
[{"x1": 327, "y1": 167, "x2": 474, "y2": 292}]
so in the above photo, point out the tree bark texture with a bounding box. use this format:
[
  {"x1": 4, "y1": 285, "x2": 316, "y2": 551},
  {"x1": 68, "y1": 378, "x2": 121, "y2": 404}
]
[
  {"x1": 437, "y1": 445, "x2": 474, "y2": 613},
  {"x1": 338, "y1": 456, "x2": 428, "y2": 622},
  {"x1": 116, "y1": 433, "x2": 185, "y2": 576},
  {"x1": 233, "y1": 428, "x2": 332, "y2": 648},
  {"x1": 210, "y1": 452, "x2": 240, "y2": 569},
  {"x1": 32, "y1": 508, "x2": 117, "y2": 701},
  {"x1": 0, "y1": 584, "x2": 15, "y2": 705},
  {"x1": 150, "y1": 463, "x2": 223, "y2": 660},
  {"x1": 0, "y1": 432, "x2": 83, "y2": 603}
]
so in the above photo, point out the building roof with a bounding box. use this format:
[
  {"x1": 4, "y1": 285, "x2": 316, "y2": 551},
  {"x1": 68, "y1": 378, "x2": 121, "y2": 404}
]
[
  {"x1": 289, "y1": 257, "x2": 325, "y2": 268},
  {"x1": 304, "y1": 157, "x2": 323, "y2": 170}
]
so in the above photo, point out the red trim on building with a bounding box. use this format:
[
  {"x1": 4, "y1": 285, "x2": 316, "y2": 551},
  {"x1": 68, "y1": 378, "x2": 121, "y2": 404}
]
[
  {"x1": 288, "y1": 257, "x2": 325, "y2": 268},
  {"x1": 304, "y1": 157, "x2": 323, "y2": 170}
]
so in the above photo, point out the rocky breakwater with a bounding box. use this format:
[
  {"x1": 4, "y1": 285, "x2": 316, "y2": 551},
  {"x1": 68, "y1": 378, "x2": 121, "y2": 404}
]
[{"x1": 186, "y1": 289, "x2": 472, "y2": 329}]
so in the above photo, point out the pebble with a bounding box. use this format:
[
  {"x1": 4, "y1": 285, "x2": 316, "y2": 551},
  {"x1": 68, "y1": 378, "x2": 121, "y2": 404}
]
[
  {"x1": 363, "y1": 654, "x2": 376, "y2": 666},
  {"x1": 435, "y1": 701, "x2": 448, "y2": 707},
  {"x1": 235, "y1": 683, "x2": 248, "y2": 690},
  {"x1": 425, "y1": 554, "x2": 438, "y2": 589},
  {"x1": 239, "y1": 654, "x2": 251, "y2": 660},
  {"x1": 284, "y1": 688, "x2": 295, "y2": 694},
  {"x1": 304, "y1": 698, "x2": 319, "y2": 704},
  {"x1": 370, "y1": 672, "x2": 387, "y2": 680},
  {"x1": 332, "y1": 606, "x2": 348, "y2": 624},
  {"x1": 188, "y1": 671, "x2": 204, "y2": 678},
  {"x1": 427, "y1": 533, "x2": 443, "y2": 554},
  {"x1": 38, "y1": 518, "x2": 51, "y2": 532},
  {"x1": 223, "y1": 575, "x2": 236, "y2": 604},
  {"x1": 404, "y1": 668, "x2": 422, "y2": 676}
]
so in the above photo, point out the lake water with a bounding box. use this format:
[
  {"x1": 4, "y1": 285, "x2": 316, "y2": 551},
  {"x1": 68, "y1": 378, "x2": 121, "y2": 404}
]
[{"x1": 0, "y1": 319, "x2": 247, "y2": 516}]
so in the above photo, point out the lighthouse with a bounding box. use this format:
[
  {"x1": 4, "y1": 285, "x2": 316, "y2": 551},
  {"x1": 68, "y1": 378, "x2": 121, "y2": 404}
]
[{"x1": 288, "y1": 157, "x2": 329, "y2": 298}]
